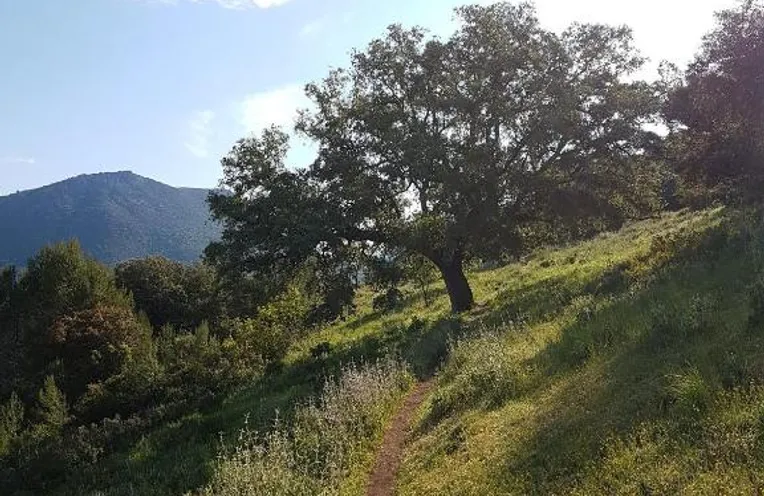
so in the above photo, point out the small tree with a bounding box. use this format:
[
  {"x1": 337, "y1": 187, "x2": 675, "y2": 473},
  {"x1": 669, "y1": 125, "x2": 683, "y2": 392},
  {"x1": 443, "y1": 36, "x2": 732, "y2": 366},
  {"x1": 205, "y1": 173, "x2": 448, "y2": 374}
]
[
  {"x1": 207, "y1": 3, "x2": 658, "y2": 312},
  {"x1": 16, "y1": 241, "x2": 132, "y2": 371},
  {"x1": 0, "y1": 392, "x2": 24, "y2": 455},
  {"x1": 115, "y1": 257, "x2": 222, "y2": 331},
  {"x1": 34, "y1": 376, "x2": 68, "y2": 435},
  {"x1": 365, "y1": 250, "x2": 436, "y2": 309},
  {"x1": 49, "y1": 306, "x2": 155, "y2": 401},
  {"x1": 403, "y1": 254, "x2": 438, "y2": 306}
]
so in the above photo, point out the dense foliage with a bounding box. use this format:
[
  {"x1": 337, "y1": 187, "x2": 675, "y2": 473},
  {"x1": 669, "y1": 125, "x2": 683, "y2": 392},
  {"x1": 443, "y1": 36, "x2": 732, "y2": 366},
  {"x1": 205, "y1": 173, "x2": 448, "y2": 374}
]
[
  {"x1": 115, "y1": 257, "x2": 222, "y2": 331},
  {"x1": 207, "y1": 2, "x2": 662, "y2": 313},
  {"x1": 665, "y1": 0, "x2": 764, "y2": 203},
  {"x1": 0, "y1": 241, "x2": 307, "y2": 493}
]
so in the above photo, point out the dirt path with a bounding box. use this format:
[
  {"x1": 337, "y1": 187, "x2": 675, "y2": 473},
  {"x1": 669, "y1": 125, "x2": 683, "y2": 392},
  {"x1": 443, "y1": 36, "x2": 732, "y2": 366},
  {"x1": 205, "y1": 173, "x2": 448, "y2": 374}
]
[{"x1": 366, "y1": 379, "x2": 434, "y2": 496}]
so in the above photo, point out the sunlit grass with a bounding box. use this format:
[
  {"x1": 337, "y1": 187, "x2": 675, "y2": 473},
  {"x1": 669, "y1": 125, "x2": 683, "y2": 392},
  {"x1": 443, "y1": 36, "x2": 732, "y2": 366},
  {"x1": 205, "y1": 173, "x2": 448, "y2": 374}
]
[{"x1": 397, "y1": 207, "x2": 764, "y2": 495}]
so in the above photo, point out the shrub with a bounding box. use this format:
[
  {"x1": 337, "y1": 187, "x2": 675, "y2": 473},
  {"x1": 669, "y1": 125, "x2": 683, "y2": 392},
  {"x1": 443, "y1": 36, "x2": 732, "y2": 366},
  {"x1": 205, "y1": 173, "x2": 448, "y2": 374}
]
[
  {"x1": 226, "y1": 318, "x2": 291, "y2": 365},
  {"x1": 586, "y1": 262, "x2": 630, "y2": 296},
  {"x1": 665, "y1": 367, "x2": 712, "y2": 418},
  {"x1": 17, "y1": 241, "x2": 133, "y2": 368},
  {"x1": 74, "y1": 356, "x2": 162, "y2": 423},
  {"x1": 34, "y1": 375, "x2": 68, "y2": 436},
  {"x1": 48, "y1": 305, "x2": 155, "y2": 403},
  {"x1": 115, "y1": 257, "x2": 222, "y2": 331},
  {"x1": 201, "y1": 359, "x2": 412, "y2": 495},
  {"x1": 158, "y1": 325, "x2": 265, "y2": 404},
  {"x1": 219, "y1": 288, "x2": 309, "y2": 364},
  {"x1": 372, "y1": 287, "x2": 404, "y2": 313},
  {"x1": 310, "y1": 342, "x2": 333, "y2": 360},
  {"x1": 303, "y1": 265, "x2": 358, "y2": 326},
  {"x1": 0, "y1": 392, "x2": 24, "y2": 456}
]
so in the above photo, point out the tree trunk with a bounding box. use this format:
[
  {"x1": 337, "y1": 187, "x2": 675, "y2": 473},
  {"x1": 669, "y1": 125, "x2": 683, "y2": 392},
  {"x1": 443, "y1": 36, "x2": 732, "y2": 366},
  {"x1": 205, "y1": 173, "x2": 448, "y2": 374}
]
[{"x1": 437, "y1": 258, "x2": 474, "y2": 313}]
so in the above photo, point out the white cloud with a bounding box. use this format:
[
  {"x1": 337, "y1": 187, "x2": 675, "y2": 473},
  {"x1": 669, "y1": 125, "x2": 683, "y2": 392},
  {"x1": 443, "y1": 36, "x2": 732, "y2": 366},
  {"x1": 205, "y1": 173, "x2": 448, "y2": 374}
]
[
  {"x1": 239, "y1": 85, "x2": 318, "y2": 168},
  {"x1": 185, "y1": 110, "x2": 215, "y2": 158},
  {"x1": 0, "y1": 156, "x2": 35, "y2": 166},
  {"x1": 300, "y1": 17, "x2": 326, "y2": 37},
  {"x1": 240, "y1": 84, "x2": 309, "y2": 135}
]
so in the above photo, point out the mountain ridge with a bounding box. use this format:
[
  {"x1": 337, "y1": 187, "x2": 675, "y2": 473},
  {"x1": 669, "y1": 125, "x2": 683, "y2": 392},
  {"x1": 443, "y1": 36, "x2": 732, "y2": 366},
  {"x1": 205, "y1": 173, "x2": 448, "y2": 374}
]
[{"x1": 0, "y1": 171, "x2": 221, "y2": 265}]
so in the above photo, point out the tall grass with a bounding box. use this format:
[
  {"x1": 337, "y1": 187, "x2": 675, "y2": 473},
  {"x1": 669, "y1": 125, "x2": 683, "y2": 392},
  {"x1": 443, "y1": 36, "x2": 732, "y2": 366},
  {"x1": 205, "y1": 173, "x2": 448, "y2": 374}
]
[
  {"x1": 428, "y1": 324, "x2": 535, "y2": 422},
  {"x1": 200, "y1": 358, "x2": 412, "y2": 495}
]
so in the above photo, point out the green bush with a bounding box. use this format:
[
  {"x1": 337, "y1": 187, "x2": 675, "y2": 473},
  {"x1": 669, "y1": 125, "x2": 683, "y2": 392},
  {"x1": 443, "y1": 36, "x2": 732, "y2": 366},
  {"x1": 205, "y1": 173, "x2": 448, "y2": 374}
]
[
  {"x1": 158, "y1": 324, "x2": 265, "y2": 403},
  {"x1": 115, "y1": 257, "x2": 222, "y2": 331},
  {"x1": 17, "y1": 241, "x2": 133, "y2": 367},
  {"x1": 665, "y1": 367, "x2": 712, "y2": 418},
  {"x1": 372, "y1": 287, "x2": 404, "y2": 313},
  {"x1": 310, "y1": 341, "x2": 333, "y2": 360},
  {"x1": 227, "y1": 318, "x2": 291, "y2": 364},
  {"x1": 221, "y1": 287, "x2": 309, "y2": 363},
  {"x1": 49, "y1": 305, "x2": 156, "y2": 403},
  {"x1": 33, "y1": 376, "x2": 68, "y2": 437}
]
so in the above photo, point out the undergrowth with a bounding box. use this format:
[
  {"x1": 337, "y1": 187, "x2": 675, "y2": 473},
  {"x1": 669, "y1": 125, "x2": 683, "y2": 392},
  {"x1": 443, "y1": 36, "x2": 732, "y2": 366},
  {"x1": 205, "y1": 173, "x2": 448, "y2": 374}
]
[{"x1": 199, "y1": 358, "x2": 412, "y2": 496}]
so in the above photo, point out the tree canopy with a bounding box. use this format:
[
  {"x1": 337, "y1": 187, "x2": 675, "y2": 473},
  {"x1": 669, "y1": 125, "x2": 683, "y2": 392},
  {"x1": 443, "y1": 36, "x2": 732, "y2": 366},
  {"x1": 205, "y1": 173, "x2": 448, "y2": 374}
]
[
  {"x1": 207, "y1": 2, "x2": 660, "y2": 312},
  {"x1": 665, "y1": 0, "x2": 764, "y2": 203},
  {"x1": 115, "y1": 257, "x2": 221, "y2": 331}
]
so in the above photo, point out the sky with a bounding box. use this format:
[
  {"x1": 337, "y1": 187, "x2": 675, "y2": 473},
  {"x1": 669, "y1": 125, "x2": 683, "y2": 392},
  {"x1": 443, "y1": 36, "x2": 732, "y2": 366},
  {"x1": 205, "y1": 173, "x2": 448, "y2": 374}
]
[{"x1": 0, "y1": 0, "x2": 738, "y2": 195}]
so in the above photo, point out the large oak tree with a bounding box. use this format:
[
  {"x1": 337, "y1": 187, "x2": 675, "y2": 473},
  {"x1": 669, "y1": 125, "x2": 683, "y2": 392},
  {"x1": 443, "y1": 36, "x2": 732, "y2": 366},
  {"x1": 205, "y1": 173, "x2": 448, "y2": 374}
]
[{"x1": 207, "y1": 2, "x2": 659, "y2": 312}]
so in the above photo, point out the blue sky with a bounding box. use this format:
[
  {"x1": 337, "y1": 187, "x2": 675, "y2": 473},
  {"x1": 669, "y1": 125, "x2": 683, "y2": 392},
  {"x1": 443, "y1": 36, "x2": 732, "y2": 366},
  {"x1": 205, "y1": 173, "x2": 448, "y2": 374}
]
[{"x1": 0, "y1": 0, "x2": 736, "y2": 195}]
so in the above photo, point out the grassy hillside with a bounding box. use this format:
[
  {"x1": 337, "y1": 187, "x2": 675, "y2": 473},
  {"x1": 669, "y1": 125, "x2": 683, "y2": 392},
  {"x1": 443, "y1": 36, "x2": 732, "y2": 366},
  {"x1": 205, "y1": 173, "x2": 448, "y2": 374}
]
[
  {"x1": 42, "y1": 207, "x2": 764, "y2": 495},
  {"x1": 399, "y1": 207, "x2": 764, "y2": 495}
]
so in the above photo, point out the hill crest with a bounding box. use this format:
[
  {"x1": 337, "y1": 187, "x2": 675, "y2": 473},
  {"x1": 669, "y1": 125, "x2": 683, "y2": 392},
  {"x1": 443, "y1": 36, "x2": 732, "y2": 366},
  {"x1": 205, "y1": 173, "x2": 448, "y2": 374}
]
[{"x1": 0, "y1": 171, "x2": 221, "y2": 265}]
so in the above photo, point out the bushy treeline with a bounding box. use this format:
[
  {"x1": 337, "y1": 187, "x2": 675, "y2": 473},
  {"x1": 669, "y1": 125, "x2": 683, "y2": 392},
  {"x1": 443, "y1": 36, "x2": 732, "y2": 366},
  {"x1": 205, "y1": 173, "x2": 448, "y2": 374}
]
[{"x1": 0, "y1": 243, "x2": 317, "y2": 491}]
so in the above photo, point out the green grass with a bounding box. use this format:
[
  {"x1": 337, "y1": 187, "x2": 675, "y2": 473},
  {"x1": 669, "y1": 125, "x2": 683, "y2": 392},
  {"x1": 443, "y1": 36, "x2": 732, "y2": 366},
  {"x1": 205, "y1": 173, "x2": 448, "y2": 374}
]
[
  {"x1": 40, "y1": 206, "x2": 764, "y2": 495},
  {"x1": 398, "y1": 207, "x2": 764, "y2": 495}
]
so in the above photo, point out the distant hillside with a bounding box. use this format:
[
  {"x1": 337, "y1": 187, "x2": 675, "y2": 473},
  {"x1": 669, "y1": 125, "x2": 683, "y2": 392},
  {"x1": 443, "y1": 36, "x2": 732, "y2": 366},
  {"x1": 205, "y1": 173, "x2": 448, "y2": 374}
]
[{"x1": 0, "y1": 171, "x2": 221, "y2": 265}]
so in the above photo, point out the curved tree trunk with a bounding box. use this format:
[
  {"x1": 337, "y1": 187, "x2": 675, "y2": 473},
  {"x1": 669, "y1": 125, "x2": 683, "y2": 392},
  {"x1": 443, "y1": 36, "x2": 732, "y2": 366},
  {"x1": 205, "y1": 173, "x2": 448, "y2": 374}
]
[{"x1": 437, "y1": 257, "x2": 474, "y2": 313}]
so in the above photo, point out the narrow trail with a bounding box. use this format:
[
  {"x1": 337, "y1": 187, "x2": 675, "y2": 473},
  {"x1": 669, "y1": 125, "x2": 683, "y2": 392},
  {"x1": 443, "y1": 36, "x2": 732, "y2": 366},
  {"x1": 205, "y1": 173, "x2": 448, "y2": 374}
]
[{"x1": 366, "y1": 379, "x2": 435, "y2": 496}]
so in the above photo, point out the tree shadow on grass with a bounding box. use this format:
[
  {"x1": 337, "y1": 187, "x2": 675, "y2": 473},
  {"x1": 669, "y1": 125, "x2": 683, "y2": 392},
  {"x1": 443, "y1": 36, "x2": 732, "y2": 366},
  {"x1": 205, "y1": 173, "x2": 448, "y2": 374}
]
[{"x1": 482, "y1": 253, "x2": 758, "y2": 494}]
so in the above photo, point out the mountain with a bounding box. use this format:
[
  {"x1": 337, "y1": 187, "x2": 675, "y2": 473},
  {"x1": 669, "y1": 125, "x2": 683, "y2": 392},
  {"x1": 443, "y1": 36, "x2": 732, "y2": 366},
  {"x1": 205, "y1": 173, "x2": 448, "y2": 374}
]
[{"x1": 0, "y1": 171, "x2": 221, "y2": 265}]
